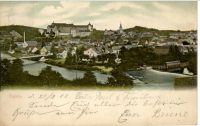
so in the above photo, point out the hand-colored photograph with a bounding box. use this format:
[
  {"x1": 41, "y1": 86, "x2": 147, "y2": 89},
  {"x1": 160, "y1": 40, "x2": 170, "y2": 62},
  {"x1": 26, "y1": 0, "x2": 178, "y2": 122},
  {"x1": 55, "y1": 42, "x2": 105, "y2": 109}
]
[
  {"x1": 0, "y1": 1, "x2": 197, "y2": 90},
  {"x1": 0, "y1": 1, "x2": 198, "y2": 125}
]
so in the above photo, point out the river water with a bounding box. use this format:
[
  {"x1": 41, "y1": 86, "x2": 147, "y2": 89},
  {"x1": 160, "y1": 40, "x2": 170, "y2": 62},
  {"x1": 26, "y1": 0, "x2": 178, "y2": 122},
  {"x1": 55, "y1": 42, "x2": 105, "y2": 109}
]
[
  {"x1": 1, "y1": 53, "x2": 111, "y2": 83},
  {"x1": 127, "y1": 69, "x2": 188, "y2": 89},
  {"x1": 1, "y1": 53, "x2": 188, "y2": 89}
]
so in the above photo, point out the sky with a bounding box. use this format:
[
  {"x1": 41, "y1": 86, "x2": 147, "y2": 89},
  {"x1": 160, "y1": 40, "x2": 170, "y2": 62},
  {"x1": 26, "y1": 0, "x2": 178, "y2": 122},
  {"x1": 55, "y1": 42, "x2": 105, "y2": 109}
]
[{"x1": 0, "y1": 1, "x2": 197, "y2": 30}]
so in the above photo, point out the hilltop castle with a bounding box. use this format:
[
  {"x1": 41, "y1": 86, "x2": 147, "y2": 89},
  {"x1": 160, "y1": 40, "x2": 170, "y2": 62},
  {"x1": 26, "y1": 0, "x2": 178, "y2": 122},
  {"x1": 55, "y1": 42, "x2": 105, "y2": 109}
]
[{"x1": 46, "y1": 22, "x2": 93, "y2": 37}]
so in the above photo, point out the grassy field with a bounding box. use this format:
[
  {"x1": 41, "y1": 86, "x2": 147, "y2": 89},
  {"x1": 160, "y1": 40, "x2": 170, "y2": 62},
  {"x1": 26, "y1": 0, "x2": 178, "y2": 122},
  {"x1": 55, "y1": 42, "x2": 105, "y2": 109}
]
[{"x1": 92, "y1": 66, "x2": 113, "y2": 73}]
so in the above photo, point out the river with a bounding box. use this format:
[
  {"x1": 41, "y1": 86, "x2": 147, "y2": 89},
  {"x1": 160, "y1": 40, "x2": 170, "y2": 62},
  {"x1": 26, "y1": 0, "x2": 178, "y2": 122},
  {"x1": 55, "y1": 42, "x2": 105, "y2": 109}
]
[
  {"x1": 127, "y1": 68, "x2": 188, "y2": 89},
  {"x1": 1, "y1": 53, "x2": 111, "y2": 84},
  {"x1": 1, "y1": 53, "x2": 188, "y2": 89}
]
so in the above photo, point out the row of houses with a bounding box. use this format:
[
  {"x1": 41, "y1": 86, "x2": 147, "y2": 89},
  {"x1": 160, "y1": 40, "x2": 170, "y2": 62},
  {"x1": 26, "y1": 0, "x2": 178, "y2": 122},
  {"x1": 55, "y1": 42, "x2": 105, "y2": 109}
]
[
  {"x1": 13, "y1": 37, "x2": 197, "y2": 62},
  {"x1": 7, "y1": 22, "x2": 197, "y2": 62},
  {"x1": 14, "y1": 40, "x2": 51, "y2": 55}
]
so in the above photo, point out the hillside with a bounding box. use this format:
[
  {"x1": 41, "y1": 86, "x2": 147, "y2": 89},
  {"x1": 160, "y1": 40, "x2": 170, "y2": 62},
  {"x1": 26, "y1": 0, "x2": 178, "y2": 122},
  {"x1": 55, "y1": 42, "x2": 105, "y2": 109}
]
[
  {"x1": 124, "y1": 26, "x2": 180, "y2": 36},
  {"x1": 124, "y1": 26, "x2": 159, "y2": 32},
  {"x1": 0, "y1": 25, "x2": 43, "y2": 40}
]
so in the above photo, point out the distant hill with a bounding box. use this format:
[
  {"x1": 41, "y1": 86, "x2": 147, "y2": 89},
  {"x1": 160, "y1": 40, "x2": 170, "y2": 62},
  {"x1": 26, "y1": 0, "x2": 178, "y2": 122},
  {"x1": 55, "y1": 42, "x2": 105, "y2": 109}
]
[
  {"x1": 124, "y1": 26, "x2": 159, "y2": 32},
  {"x1": 0, "y1": 25, "x2": 43, "y2": 40},
  {"x1": 124, "y1": 26, "x2": 180, "y2": 36}
]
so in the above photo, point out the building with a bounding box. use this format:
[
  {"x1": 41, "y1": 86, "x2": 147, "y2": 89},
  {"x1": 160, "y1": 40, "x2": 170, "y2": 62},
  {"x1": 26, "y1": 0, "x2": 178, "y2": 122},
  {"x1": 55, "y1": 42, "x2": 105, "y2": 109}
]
[
  {"x1": 154, "y1": 46, "x2": 170, "y2": 55},
  {"x1": 84, "y1": 47, "x2": 103, "y2": 58},
  {"x1": 57, "y1": 50, "x2": 68, "y2": 59},
  {"x1": 40, "y1": 46, "x2": 48, "y2": 55},
  {"x1": 104, "y1": 30, "x2": 115, "y2": 36},
  {"x1": 31, "y1": 47, "x2": 38, "y2": 54},
  {"x1": 22, "y1": 41, "x2": 38, "y2": 48},
  {"x1": 46, "y1": 22, "x2": 93, "y2": 37},
  {"x1": 165, "y1": 61, "x2": 181, "y2": 71},
  {"x1": 112, "y1": 45, "x2": 122, "y2": 54}
]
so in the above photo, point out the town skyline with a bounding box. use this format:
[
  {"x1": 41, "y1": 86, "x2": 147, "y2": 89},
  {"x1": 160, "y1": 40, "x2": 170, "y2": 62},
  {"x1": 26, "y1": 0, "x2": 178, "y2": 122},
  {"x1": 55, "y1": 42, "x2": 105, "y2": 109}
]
[{"x1": 0, "y1": 1, "x2": 197, "y2": 31}]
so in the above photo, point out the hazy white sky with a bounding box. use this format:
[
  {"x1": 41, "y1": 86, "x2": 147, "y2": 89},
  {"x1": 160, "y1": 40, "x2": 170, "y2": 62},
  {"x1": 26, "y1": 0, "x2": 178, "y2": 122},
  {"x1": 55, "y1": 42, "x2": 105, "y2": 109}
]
[{"x1": 0, "y1": 1, "x2": 197, "y2": 30}]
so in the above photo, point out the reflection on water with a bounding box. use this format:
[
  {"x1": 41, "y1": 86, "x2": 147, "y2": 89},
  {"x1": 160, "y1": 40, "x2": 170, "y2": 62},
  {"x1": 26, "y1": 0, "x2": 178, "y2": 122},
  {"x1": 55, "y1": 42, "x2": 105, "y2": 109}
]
[{"x1": 23, "y1": 62, "x2": 112, "y2": 83}]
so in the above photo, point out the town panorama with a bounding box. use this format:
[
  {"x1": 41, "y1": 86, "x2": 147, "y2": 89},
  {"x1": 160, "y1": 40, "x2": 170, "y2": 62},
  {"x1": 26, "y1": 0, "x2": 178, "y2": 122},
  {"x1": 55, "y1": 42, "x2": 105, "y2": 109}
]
[{"x1": 0, "y1": 2, "x2": 197, "y2": 89}]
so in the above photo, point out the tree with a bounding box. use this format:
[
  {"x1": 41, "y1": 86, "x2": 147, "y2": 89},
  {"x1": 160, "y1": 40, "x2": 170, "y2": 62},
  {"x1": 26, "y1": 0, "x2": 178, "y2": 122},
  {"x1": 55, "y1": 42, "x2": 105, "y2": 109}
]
[
  {"x1": 50, "y1": 44, "x2": 57, "y2": 59},
  {"x1": 7, "y1": 59, "x2": 24, "y2": 85},
  {"x1": 89, "y1": 29, "x2": 104, "y2": 41},
  {"x1": 188, "y1": 54, "x2": 197, "y2": 75},
  {"x1": 65, "y1": 51, "x2": 76, "y2": 65},
  {"x1": 39, "y1": 66, "x2": 65, "y2": 87},
  {"x1": 81, "y1": 71, "x2": 97, "y2": 86},
  {"x1": 90, "y1": 57, "x2": 96, "y2": 65},
  {"x1": 107, "y1": 77, "x2": 116, "y2": 87},
  {"x1": 168, "y1": 45, "x2": 182, "y2": 60},
  {"x1": 41, "y1": 41, "x2": 46, "y2": 47},
  {"x1": 107, "y1": 54, "x2": 116, "y2": 67},
  {"x1": 0, "y1": 59, "x2": 11, "y2": 85},
  {"x1": 111, "y1": 69, "x2": 133, "y2": 87},
  {"x1": 76, "y1": 46, "x2": 85, "y2": 61}
]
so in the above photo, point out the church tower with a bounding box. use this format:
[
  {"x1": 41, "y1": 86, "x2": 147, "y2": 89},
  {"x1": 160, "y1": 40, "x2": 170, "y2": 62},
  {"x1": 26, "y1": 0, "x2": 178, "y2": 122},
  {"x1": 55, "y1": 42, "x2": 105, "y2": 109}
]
[{"x1": 119, "y1": 22, "x2": 123, "y2": 34}]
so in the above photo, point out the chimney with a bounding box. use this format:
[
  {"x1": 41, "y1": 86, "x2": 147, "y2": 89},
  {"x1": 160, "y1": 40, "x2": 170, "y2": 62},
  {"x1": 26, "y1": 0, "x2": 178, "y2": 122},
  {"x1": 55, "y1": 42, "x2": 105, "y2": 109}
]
[{"x1": 24, "y1": 32, "x2": 26, "y2": 43}]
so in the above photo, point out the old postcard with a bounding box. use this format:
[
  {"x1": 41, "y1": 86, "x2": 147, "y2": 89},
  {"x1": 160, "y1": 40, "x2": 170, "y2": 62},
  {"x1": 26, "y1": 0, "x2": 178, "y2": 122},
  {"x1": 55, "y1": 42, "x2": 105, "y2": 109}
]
[{"x1": 0, "y1": 1, "x2": 197, "y2": 126}]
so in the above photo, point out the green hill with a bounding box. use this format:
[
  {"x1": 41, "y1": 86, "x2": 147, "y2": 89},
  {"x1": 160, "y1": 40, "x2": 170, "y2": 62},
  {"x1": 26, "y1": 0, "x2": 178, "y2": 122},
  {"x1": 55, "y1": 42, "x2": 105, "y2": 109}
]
[
  {"x1": 124, "y1": 26, "x2": 159, "y2": 32},
  {"x1": 124, "y1": 26, "x2": 181, "y2": 36},
  {"x1": 0, "y1": 25, "x2": 43, "y2": 40}
]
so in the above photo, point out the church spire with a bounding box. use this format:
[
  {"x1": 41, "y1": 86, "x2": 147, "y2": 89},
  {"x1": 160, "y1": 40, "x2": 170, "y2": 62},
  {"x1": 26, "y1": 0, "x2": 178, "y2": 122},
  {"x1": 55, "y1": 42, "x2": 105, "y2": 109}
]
[
  {"x1": 119, "y1": 22, "x2": 123, "y2": 34},
  {"x1": 119, "y1": 22, "x2": 122, "y2": 29}
]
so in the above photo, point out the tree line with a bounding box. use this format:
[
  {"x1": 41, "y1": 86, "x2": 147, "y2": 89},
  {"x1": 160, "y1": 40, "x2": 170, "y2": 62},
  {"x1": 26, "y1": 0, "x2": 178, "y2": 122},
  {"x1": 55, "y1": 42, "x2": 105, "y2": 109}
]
[{"x1": 117, "y1": 45, "x2": 197, "y2": 74}]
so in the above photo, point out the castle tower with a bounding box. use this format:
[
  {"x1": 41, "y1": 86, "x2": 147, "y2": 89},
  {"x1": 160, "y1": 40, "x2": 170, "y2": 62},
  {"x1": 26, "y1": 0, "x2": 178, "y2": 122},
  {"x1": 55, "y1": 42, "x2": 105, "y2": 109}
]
[{"x1": 88, "y1": 22, "x2": 93, "y2": 31}]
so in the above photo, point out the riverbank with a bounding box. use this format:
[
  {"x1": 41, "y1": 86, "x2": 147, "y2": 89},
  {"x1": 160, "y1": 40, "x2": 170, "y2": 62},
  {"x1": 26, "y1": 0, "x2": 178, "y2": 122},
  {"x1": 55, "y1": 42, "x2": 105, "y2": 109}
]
[
  {"x1": 1, "y1": 85, "x2": 133, "y2": 91},
  {"x1": 174, "y1": 76, "x2": 197, "y2": 88}
]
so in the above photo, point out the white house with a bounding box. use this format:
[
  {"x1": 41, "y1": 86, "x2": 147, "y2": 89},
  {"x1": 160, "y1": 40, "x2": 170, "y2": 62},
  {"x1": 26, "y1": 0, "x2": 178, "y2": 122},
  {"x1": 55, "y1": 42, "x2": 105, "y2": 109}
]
[
  {"x1": 31, "y1": 47, "x2": 38, "y2": 53},
  {"x1": 84, "y1": 48, "x2": 102, "y2": 58},
  {"x1": 40, "y1": 47, "x2": 48, "y2": 55},
  {"x1": 57, "y1": 50, "x2": 68, "y2": 59},
  {"x1": 104, "y1": 30, "x2": 115, "y2": 36},
  {"x1": 112, "y1": 46, "x2": 122, "y2": 54}
]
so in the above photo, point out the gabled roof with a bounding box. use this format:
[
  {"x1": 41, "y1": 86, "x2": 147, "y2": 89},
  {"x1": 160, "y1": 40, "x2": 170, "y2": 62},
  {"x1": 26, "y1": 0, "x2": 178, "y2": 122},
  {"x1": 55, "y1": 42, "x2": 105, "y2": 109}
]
[
  {"x1": 85, "y1": 47, "x2": 103, "y2": 55},
  {"x1": 112, "y1": 45, "x2": 122, "y2": 50},
  {"x1": 166, "y1": 61, "x2": 180, "y2": 65},
  {"x1": 26, "y1": 41, "x2": 38, "y2": 47},
  {"x1": 75, "y1": 25, "x2": 88, "y2": 28}
]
